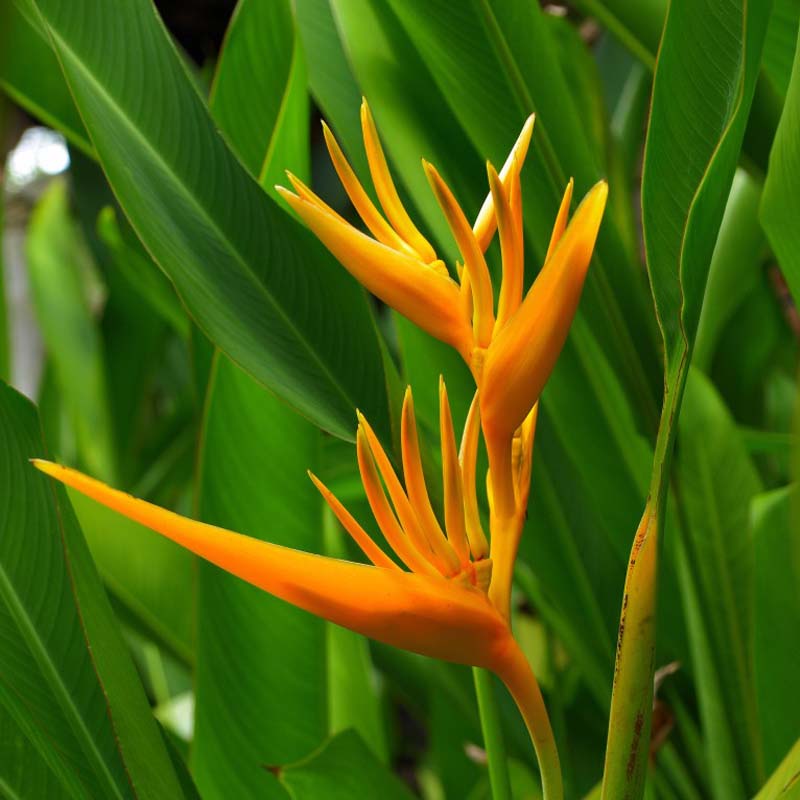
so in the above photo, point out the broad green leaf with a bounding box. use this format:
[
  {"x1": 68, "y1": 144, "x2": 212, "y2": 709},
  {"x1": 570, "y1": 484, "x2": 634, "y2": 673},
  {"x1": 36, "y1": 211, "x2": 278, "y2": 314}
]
[
  {"x1": 761, "y1": 26, "x2": 800, "y2": 306},
  {"x1": 673, "y1": 370, "x2": 763, "y2": 797},
  {"x1": 754, "y1": 739, "x2": 800, "y2": 799},
  {"x1": 0, "y1": 4, "x2": 92, "y2": 156},
  {"x1": 0, "y1": 380, "x2": 188, "y2": 798},
  {"x1": 642, "y1": 0, "x2": 772, "y2": 365},
  {"x1": 26, "y1": 178, "x2": 117, "y2": 482},
  {"x1": 694, "y1": 170, "x2": 765, "y2": 371},
  {"x1": 23, "y1": 0, "x2": 390, "y2": 441},
  {"x1": 209, "y1": 0, "x2": 309, "y2": 191},
  {"x1": 279, "y1": 730, "x2": 415, "y2": 800},
  {"x1": 193, "y1": 354, "x2": 327, "y2": 799},
  {"x1": 751, "y1": 487, "x2": 800, "y2": 774}
]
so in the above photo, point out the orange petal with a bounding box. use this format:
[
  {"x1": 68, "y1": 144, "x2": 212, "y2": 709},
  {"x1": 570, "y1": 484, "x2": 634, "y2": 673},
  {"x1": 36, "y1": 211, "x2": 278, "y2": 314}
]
[
  {"x1": 545, "y1": 179, "x2": 574, "y2": 262},
  {"x1": 355, "y1": 428, "x2": 439, "y2": 576},
  {"x1": 439, "y1": 378, "x2": 470, "y2": 565},
  {"x1": 321, "y1": 121, "x2": 419, "y2": 259},
  {"x1": 360, "y1": 99, "x2": 437, "y2": 263},
  {"x1": 424, "y1": 161, "x2": 495, "y2": 347},
  {"x1": 474, "y1": 114, "x2": 535, "y2": 251},
  {"x1": 308, "y1": 471, "x2": 399, "y2": 570},
  {"x1": 276, "y1": 186, "x2": 472, "y2": 359},
  {"x1": 285, "y1": 171, "x2": 350, "y2": 226},
  {"x1": 488, "y1": 161, "x2": 523, "y2": 332},
  {"x1": 400, "y1": 388, "x2": 461, "y2": 575},
  {"x1": 31, "y1": 460, "x2": 510, "y2": 667},
  {"x1": 482, "y1": 180, "x2": 608, "y2": 441},
  {"x1": 459, "y1": 391, "x2": 489, "y2": 560},
  {"x1": 357, "y1": 413, "x2": 451, "y2": 576}
]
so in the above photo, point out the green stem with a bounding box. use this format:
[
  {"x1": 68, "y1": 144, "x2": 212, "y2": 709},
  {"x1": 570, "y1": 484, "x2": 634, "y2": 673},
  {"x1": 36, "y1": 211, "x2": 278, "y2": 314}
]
[
  {"x1": 473, "y1": 667, "x2": 513, "y2": 800},
  {"x1": 496, "y1": 641, "x2": 563, "y2": 800}
]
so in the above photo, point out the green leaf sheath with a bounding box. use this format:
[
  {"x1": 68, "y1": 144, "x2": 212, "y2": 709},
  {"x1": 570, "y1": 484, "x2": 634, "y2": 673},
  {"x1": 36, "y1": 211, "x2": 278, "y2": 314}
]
[{"x1": 22, "y1": 0, "x2": 390, "y2": 441}]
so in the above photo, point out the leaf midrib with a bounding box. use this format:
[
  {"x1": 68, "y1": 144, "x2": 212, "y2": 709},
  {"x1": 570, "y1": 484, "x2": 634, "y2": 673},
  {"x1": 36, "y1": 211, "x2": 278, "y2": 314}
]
[{"x1": 41, "y1": 11, "x2": 365, "y2": 434}]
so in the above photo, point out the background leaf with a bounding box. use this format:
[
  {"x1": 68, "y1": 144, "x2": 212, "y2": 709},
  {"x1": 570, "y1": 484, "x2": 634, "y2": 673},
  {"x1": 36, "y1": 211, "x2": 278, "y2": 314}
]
[
  {"x1": 751, "y1": 486, "x2": 800, "y2": 775},
  {"x1": 674, "y1": 369, "x2": 763, "y2": 797},
  {"x1": 25, "y1": 178, "x2": 117, "y2": 482}
]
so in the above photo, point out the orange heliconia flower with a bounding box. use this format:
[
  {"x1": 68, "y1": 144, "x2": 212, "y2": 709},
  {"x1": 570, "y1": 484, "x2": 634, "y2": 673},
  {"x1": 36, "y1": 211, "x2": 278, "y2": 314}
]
[
  {"x1": 32, "y1": 382, "x2": 561, "y2": 798},
  {"x1": 277, "y1": 99, "x2": 607, "y2": 521},
  {"x1": 35, "y1": 103, "x2": 609, "y2": 800}
]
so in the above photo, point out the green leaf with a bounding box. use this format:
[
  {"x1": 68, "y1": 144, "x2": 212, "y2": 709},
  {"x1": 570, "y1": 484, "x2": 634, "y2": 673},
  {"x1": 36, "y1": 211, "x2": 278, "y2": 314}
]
[
  {"x1": 751, "y1": 486, "x2": 800, "y2": 774},
  {"x1": 673, "y1": 370, "x2": 764, "y2": 797},
  {"x1": 0, "y1": 4, "x2": 92, "y2": 157},
  {"x1": 23, "y1": 0, "x2": 390, "y2": 441},
  {"x1": 761, "y1": 25, "x2": 800, "y2": 306},
  {"x1": 693, "y1": 170, "x2": 765, "y2": 371},
  {"x1": 193, "y1": 354, "x2": 327, "y2": 799},
  {"x1": 26, "y1": 178, "x2": 117, "y2": 482},
  {"x1": 642, "y1": 0, "x2": 773, "y2": 365},
  {"x1": 209, "y1": 0, "x2": 309, "y2": 191},
  {"x1": 0, "y1": 380, "x2": 188, "y2": 798},
  {"x1": 279, "y1": 730, "x2": 415, "y2": 800}
]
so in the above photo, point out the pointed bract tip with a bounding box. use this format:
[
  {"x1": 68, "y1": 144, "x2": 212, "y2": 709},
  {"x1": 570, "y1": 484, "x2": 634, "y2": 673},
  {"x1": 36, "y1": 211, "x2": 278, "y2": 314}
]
[
  {"x1": 274, "y1": 185, "x2": 296, "y2": 201},
  {"x1": 31, "y1": 458, "x2": 56, "y2": 475}
]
